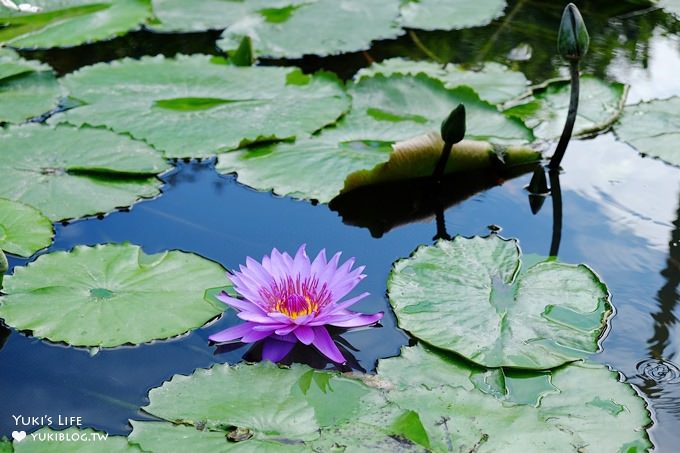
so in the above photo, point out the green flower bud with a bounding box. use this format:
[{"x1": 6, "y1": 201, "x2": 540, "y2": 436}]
[
  {"x1": 230, "y1": 36, "x2": 254, "y2": 67},
  {"x1": 440, "y1": 104, "x2": 466, "y2": 144},
  {"x1": 558, "y1": 3, "x2": 589, "y2": 61}
]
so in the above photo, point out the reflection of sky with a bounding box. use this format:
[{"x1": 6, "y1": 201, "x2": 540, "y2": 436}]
[{"x1": 608, "y1": 30, "x2": 680, "y2": 104}]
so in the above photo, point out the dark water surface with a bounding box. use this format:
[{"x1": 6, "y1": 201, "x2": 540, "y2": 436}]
[{"x1": 2, "y1": 0, "x2": 680, "y2": 449}]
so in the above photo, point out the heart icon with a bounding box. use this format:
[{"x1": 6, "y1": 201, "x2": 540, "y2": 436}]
[{"x1": 11, "y1": 431, "x2": 26, "y2": 442}]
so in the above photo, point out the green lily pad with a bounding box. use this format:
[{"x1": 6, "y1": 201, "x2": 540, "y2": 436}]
[
  {"x1": 0, "y1": 198, "x2": 53, "y2": 257},
  {"x1": 377, "y1": 345, "x2": 652, "y2": 452},
  {"x1": 11, "y1": 427, "x2": 137, "y2": 452},
  {"x1": 399, "y1": 0, "x2": 507, "y2": 31},
  {"x1": 356, "y1": 58, "x2": 531, "y2": 105},
  {"x1": 614, "y1": 96, "x2": 680, "y2": 167},
  {"x1": 0, "y1": 243, "x2": 227, "y2": 347},
  {"x1": 387, "y1": 235, "x2": 612, "y2": 369},
  {"x1": 216, "y1": 0, "x2": 403, "y2": 59},
  {"x1": 57, "y1": 55, "x2": 350, "y2": 158},
  {"x1": 505, "y1": 76, "x2": 627, "y2": 139},
  {"x1": 216, "y1": 74, "x2": 532, "y2": 203},
  {"x1": 0, "y1": 0, "x2": 151, "y2": 49},
  {"x1": 0, "y1": 124, "x2": 169, "y2": 221},
  {"x1": 149, "y1": 0, "x2": 309, "y2": 32},
  {"x1": 0, "y1": 49, "x2": 61, "y2": 123},
  {"x1": 139, "y1": 362, "x2": 373, "y2": 443}
]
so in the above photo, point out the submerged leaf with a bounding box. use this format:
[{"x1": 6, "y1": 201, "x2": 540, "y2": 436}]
[
  {"x1": 0, "y1": 0, "x2": 152, "y2": 49},
  {"x1": 0, "y1": 243, "x2": 227, "y2": 347},
  {"x1": 614, "y1": 96, "x2": 680, "y2": 167},
  {"x1": 388, "y1": 235, "x2": 612, "y2": 369},
  {"x1": 0, "y1": 124, "x2": 169, "y2": 221},
  {"x1": 57, "y1": 55, "x2": 350, "y2": 158},
  {"x1": 0, "y1": 198, "x2": 53, "y2": 257}
]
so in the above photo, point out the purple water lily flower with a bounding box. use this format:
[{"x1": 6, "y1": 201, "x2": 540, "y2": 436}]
[{"x1": 209, "y1": 245, "x2": 383, "y2": 364}]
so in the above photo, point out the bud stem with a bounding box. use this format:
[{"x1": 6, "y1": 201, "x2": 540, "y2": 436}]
[
  {"x1": 432, "y1": 141, "x2": 454, "y2": 182},
  {"x1": 548, "y1": 60, "x2": 580, "y2": 170}
]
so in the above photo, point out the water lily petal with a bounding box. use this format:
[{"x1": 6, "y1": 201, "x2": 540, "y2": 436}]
[
  {"x1": 294, "y1": 325, "x2": 315, "y2": 345},
  {"x1": 237, "y1": 311, "x2": 281, "y2": 323},
  {"x1": 275, "y1": 324, "x2": 299, "y2": 336},
  {"x1": 216, "y1": 292, "x2": 265, "y2": 314},
  {"x1": 325, "y1": 292, "x2": 370, "y2": 315},
  {"x1": 327, "y1": 312, "x2": 383, "y2": 327},
  {"x1": 311, "y1": 326, "x2": 345, "y2": 364},
  {"x1": 209, "y1": 322, "x2": 256, "y2": 342},
  {"x1": 261, "y1": 338, "x2": 296, "y2": 362},
  {"x1": 241, "y1": 328, "x2": 274, "y2": 343},
  {"x1": 291, "y1": 244, "x2": 311, "y2": 279},
  {"x1": 310, "y1": 249, "x2": 328, "y2": 276}
]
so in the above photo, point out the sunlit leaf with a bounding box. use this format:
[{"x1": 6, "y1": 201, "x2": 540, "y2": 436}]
[
  {"x1": 216, "y1": 0, "x2": 403, "y2": 59},
  {"x1": 0, "y1": 48, "x2": 60, "y2": 123},
  {"x1": 399, "y1": 0, "x2": 507, "y2": 31},
  {"x1": 56, "y1": 55, "x2": 350, "y2": 158},
  {"x1": 0, "y1": 0, "x2": 152, "y2": 49},
  {"x1": 0, "y1": 124, "x2": 169, "y2": 221},
  {"x1": 216, "y1": 74, "x2": 532, "y2": 203},
  {"x1": 0, "y1": 198, "x2": 53, "y2": 257},
  {"x1": 614, "y1": 96, "x2": 680, "y2": 167},
  {"x1": 505, "y1": 76, "x2": 627, "y2": 139},
  {"x1": 388, "y1": 235, "x2": 612, "y2": 368},
  {"x1": 356, "y1": 58, "x2": 531, "y2": 105},
  {"x1": 0, "y1": 243, "x2": 227, "y2": 347}
]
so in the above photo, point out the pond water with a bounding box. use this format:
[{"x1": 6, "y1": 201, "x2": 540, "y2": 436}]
[{"x1": 1, "y1": 0, "x2": 680, "y2": 450}]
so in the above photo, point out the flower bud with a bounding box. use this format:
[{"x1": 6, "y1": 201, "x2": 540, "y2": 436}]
[
  {"x1": 558, "y1": 3, "x2": 589, "y2": 61},
  {"x1": 440, "y1": 104, "x2": 466, "y2": 144}
]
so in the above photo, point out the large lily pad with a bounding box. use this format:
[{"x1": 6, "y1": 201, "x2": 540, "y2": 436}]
[
  {"x1": 0, "y1": 243, "x2": 227, "y2": 347},
  {"x1": 215, "y1": 0, "x2": 403, "y2": 59},
  {"x1": 356, "y1": 58, "x2": 531, "y2": 105},
  {"x1": 0, "y1": 49, "x2": 60, "y2": 123},
  {"x1": 614, "y1": 96, "x2": 680, "y2": 167},
  {"x1": 216, "y1": 74, "x2": 532, "y2": 203},
  {"x1": 399, "y1": 0, "x2": 507, "y2": 31},
  {"x1": 0, "y1": 124, "x2": 169, "y2": 221},
  {"x1": 388, "y1": 235, "x2": 612, "y2": 369},
  {"x1": 12, "y1": 427, "x2": 137, "y2": 452},
  {"x1": 377, "y1": 345, "x2": 652, "y2": 453},
  {"x1": 57, "y1": 55, "x2": 350, "y2": 158},
  {"x1": 505, "y1": 76, "x2": 627, "y2": 139},
  {"x1": 0, "y1": 198, "x2": 53, "y2": 257},
  {"x1": 0, "y1": 0, "x2": 152, "y2": 49}
]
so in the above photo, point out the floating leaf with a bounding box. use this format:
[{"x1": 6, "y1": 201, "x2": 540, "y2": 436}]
[
  {"x1": 356, "y1": 59, "x2": 531, "y2": 105},
  {"x1": 0, "y1": 124, "x2": 169, "y2": 221},
  {"x1": 0, "y1": 49, "x2": 60, "y2": 123},
  {"x1": 615, "y1": 96, "x2": 680, "y2": 167},
  {"x1": 57, "y1": 55, "x2": 350, "y2": 158},
  {"x1": 11, "y1": 427, "x2": 137, "y2": 452},
  {"x1": 388, "y1": 235, "x2": 612, "y2": 369},
  {"x1": 0, "y1": 198, "x2": 53, "y2": 257},
  {"x1": 399, "y1": 0, "x2": 507, "y2": 31},
  {"x1": 504, "y1": 76, "x2": 627, "y2": 139},
  {"x1": 149, "y1": 0, "x2": 309, "y2": 32},
  {"x1": 216, "y1": 0, "x2": 403, "y2": 58},
  {"x1": 0, "y1": 243, "x2": 227, "y2": 347},
  {"x1": 216, "y1": 74, "x2": 532, "y2": 203},
  {"x1": 0, "y1": 0, "x2": 152, "y2": 49},
  {"x1": 377, "y1": 345, "x2": 652, "y2": 452}
]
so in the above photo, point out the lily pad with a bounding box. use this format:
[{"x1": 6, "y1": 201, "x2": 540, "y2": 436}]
[
  {"x1": 504, "y1": 76, "x2": 627, "y2": 139},
  {"x1": 0, "y1": 0, "x2": 152, "y2": 49},
  {"x1": 57, "y1": 55, "x2": 350, "y2": 158},
  {"x1": 614, "y1": 96, "x2": 680, "y2": 167},
  {"x1": 0, "y1": 243, "x2": 227, "y2": 347},
  {"x1": 658, "y1": 0, "x2": 680, "y2": 19},
  {"x1": 399, "y1": 0, "x2": 507, "y2": 31},
  {"x1": 377, "y1": 344, "x2": 652, "y2": 452},
  {"x1": 216, "y1": 74, "x2": 532, "y2": 203},
  {"x1": 0, "y1": 198, "x2": 53, "y2": 257},
  {"x1": 0, "y1": 124, "x2": 169, "y2": 221},
  {"x1": 11, "y1": 427, "x2": 136, "y2": 452},
  {"x1": 387, "y1": 235, "x2": 612, "y2": 369},
  {"x1": 216, "y1": 0, "x2": 403, "y2": 59},
  {"x1": 0, "y1": 49, "x2": 61, "y2": 123},
  {"x1": 356, "y1": 58, "x2": 531, "y2": 105}
]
